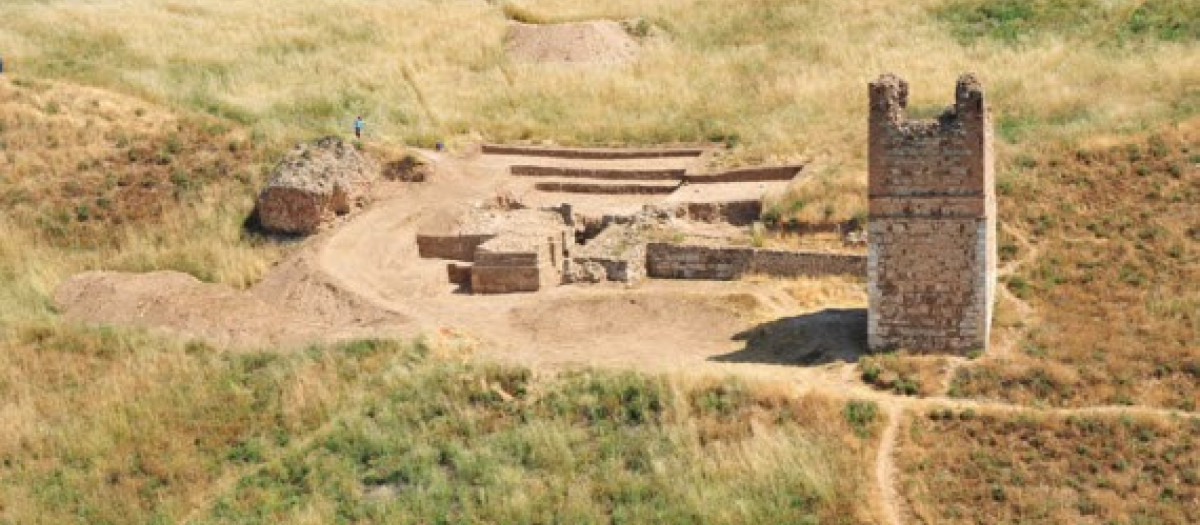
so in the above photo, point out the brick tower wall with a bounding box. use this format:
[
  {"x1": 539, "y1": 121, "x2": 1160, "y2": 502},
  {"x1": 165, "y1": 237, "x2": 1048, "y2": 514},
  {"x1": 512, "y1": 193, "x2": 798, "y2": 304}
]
[{"x1": 867, "y1": 73, "x2": 996, "y2": 355}]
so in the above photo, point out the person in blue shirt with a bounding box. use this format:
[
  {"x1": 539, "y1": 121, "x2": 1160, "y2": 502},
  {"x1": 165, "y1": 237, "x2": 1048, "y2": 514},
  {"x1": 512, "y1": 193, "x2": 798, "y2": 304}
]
[{"x1": 354, "y1": 115, "x2": 364, "y2": 139}]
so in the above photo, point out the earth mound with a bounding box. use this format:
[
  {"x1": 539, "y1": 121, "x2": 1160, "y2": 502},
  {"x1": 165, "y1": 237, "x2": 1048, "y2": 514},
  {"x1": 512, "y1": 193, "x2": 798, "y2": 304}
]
[
  {"x1": 505, "y1": 20, "x2": 640, "y2": 64},
  {"x1": 53, "y1": 271, "x2": 329, "y2": 347},
  {"x1": 255, "y1": 136, "x2": 379, "y2": 235}
]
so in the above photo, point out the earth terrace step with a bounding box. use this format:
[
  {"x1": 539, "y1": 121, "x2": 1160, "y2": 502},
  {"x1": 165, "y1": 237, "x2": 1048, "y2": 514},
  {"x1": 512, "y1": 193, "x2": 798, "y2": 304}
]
[
  {"x1": 533, "y1": 178, "x2": 682, "y2": 195},
  {"x1": 511, "y1": 165, "x2": 686, "y2": 181},
  {"x1": 483, "y1": 144, "x2": 706, "y2": 159},
  {"x1": 684, "y1": 164, "x2": 804, "y2": 184}
]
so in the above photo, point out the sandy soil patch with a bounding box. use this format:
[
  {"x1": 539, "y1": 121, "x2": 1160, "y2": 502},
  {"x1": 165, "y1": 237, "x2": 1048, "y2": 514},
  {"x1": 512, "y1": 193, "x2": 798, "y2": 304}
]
[{"x1": 505, "y1": 20, "x2": 640, "y2": 64}]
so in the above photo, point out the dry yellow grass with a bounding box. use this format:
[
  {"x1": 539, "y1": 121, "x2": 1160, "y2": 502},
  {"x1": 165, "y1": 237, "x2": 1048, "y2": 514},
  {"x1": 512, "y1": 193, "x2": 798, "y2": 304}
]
[
  {"x1": 897, "y1": 406, "x2": 1200, "y2": 524},
  {"x1": 953, "y1": 119, "x2": 1199, "y2": 410},
  {"x1": 2, "y1": 1, "x2": 1196, "y2": 226}
]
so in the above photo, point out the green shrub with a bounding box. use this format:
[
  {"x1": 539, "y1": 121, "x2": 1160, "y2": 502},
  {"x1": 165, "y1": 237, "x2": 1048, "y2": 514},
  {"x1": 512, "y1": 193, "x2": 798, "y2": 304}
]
[{"x1": 843, "y1": 400, "x2": 878, "y2": 438}]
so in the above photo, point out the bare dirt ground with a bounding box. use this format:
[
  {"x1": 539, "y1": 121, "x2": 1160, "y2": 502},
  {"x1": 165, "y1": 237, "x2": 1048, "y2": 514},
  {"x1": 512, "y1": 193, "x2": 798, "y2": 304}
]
[
  {"x1": 54, "y1": 147, "x2": 829, "y2": 379},
  {"x1": 505, "y1": 20, "x2": 641, "y2": 64},
  {"x1": 306, "y1": 149, "x2": 824, "y2": 377}
]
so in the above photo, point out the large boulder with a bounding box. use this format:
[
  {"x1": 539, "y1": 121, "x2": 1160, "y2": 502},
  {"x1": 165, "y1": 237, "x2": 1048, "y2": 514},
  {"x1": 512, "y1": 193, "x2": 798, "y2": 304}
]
[{"x1": 255, "y1": 136, "x2": 379, "y2": 235}]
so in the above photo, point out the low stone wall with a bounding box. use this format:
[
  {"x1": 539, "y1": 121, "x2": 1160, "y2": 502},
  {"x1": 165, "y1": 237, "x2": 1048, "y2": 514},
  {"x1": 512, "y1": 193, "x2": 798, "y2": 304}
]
[
  {"x1": 565, "y1": 252, "x2": 646, "y2": 284},
  {"x1": 684, "y1": 165, "x2": 803, "y2": 184},
  {"x1": 646, "y1": 243, "x2": 866, "y2": 280},
  {"x1": 469, "y1": 233, "x2": 565, "y2": 294},
  {"x1": 512, "y1": 165, "x2": 685, "y2": 181},
  {"x1": 482, "y1": 144, "x2": 705, "y2": 159},
  {"x1": 416, "y1": 234, "x2": 495, "y2": 262},
  {"x1": 471, "y1": 265, "x2": 544, "y2": 294},
  {"x1": 675, "y1": 200, "x2": 762, "y2": 226},
  {"x1": 534, "y1": 181, "x2": 679, "y2": 195}
]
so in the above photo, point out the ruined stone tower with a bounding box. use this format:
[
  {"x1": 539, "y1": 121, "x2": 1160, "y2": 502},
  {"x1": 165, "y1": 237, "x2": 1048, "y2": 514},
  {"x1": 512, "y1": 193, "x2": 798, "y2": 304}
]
[{"x1": 867, "y1": 73, "x2": 996, "y2": 355}]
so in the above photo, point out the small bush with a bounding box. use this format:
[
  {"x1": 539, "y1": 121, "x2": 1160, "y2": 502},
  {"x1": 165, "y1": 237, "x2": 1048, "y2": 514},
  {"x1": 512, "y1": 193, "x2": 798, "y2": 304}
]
[{"x1": 843, "y1": 400, "x2": 878, "y2": 438}]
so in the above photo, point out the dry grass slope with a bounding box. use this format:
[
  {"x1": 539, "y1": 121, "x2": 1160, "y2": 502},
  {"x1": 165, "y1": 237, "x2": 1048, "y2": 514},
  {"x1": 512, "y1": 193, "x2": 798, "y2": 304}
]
[
  {"x1": 898, "y1": 406, "x2": 1200, "y2": 524},
  {"x1": 952, "y1": 120, "x2": 1199, "y2": 410}
]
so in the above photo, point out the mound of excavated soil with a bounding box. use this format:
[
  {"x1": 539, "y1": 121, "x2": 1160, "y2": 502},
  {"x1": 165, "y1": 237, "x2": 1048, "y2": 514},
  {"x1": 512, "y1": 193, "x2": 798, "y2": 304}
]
[
  {"x1": 505, "y1": 21, "x2": 640, "y2": 64},
  {"x1": 256, "y1": 136, "x2": 379, "y2": 235},
  {"x1": 54, "y1": 271, "x2": 330, "y2": 348}
]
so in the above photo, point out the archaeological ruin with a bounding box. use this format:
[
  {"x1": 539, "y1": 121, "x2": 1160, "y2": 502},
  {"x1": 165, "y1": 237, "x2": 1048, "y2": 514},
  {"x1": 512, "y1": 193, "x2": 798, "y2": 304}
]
[
  {"x1": 867, "y1": 73, "x2": 996, "y2": 355},
  {"x1": 414, "y1": 73, "x2": 995, "y2": 357},
  {"x1": 414, "y1": 145, "x2": 859, "y2": 293}
]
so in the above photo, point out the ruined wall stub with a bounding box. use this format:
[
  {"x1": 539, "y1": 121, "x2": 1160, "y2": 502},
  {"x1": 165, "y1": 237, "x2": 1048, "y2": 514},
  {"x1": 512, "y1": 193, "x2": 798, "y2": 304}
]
[{"x1": 867, "y1": 73, "x2": 996, "y2": 355}]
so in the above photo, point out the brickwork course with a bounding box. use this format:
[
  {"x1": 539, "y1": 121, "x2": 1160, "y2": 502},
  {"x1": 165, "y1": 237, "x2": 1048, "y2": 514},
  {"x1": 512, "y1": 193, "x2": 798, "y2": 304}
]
[
  {"x1": 646, "y1": 243, "x2": 867, "y2": 281},
  {"x1": 867, "y1": 73, "x2": 997, "y2": 355}
]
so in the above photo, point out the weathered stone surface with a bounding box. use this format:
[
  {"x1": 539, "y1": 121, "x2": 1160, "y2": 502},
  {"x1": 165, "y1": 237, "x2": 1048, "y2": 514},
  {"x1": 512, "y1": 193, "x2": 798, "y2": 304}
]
[
  {"x1": 683, "y1": 165, "x2": 803, "y2": 184},
  {"x1": 512, "y1": 165, "x2": 686, "y2": 181},
  {"x1": 867, "y1": 73, "x2": 996, "y2": 356},
  {"x1": 675, "y1": 200, "x2": 762, "y2": 226},
  {"x1": 566, "y1": 222, "x2": 651, "y2": 284},
  {"x1": 481, "y1": 144, "x2": 705, "y2": 159},
  {"x1": 471, "y1": 233, "x2": 565, "y2": 294},
  {"x1": 534, "y1": 180, "x2": 679, "y2": 195},
  {"x1": 418, "y1": 208, "x2": 572, "y2": 294},
  {"x1": 417, "y1": 234, "x2": 497, "y2": 262},
  {"x1": 646, "y1": 243, "x2": 867, "y2": 280},
  {"x1": 256, "y1": 136, "x2": 379, "y2": 235}
]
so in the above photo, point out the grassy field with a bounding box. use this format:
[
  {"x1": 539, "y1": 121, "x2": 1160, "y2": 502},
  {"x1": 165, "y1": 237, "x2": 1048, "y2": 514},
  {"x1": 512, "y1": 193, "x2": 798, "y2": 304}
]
[
  {"x1": 0, "y1": 330, "x2": 882, "y2": 524},
  {"x1": 0, "y1": 0, "x2": 1198, "y2": 522}
]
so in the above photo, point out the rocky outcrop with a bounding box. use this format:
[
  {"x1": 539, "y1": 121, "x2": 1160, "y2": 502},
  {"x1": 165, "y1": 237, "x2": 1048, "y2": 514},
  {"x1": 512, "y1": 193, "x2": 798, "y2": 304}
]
[{"x1": 255, "y1": 136, "x2": 379, "y2": 235}]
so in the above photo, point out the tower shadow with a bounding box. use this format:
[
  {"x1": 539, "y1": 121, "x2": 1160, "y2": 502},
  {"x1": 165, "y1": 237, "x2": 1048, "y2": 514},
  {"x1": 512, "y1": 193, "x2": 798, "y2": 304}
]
[{"x1": 712, "y1": 308, "x2": 869, "y2": 366}]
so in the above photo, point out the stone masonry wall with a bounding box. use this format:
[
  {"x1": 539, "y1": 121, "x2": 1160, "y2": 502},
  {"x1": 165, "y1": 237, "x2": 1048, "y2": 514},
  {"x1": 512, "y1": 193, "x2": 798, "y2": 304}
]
[
  {"x1": 675, "y1": 200, "x2": 762, "y2": 226},
  {"x1": 683, "y1": 165, "x2": 803, "y2": 184},
  {"x1": 470, "y1": 233, "x2": 567, "y2": 294},
  {"x1": 646, "y1": 243, "x2": 866, "y2": 280},
  {"x1": 416, "y1": 234, "x2": 496, "y2": 262},
  {"x1": 867, "y1": 73, "x2": 996, "y2": 355}
]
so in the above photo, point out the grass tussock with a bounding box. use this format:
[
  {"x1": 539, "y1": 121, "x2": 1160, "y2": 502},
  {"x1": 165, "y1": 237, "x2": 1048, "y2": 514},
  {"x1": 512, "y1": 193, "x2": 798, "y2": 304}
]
[
  {"x1": 500, "y1": 2, "x2": 561, "y2": 25},
  {"x1": 898, "y1": 408, "x2": 1200, "y2": 524},
  {"x1": 955, "y1": 120, "x2": 1199, "y2": 410},
  {"x1": 859, "y1": 353, "x2": 953, "y2": 397}
]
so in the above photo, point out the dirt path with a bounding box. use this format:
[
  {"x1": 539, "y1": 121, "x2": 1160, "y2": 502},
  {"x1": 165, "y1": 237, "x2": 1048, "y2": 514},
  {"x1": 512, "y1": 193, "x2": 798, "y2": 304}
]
[{"x1": 876, "y1": 403, "x2": 905, "y2": 525}]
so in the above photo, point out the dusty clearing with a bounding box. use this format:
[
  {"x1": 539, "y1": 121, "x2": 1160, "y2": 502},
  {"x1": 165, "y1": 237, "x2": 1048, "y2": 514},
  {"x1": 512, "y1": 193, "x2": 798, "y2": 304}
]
[{"x1": 54, "y1": 147, "x2": 858, "y2": 380}]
